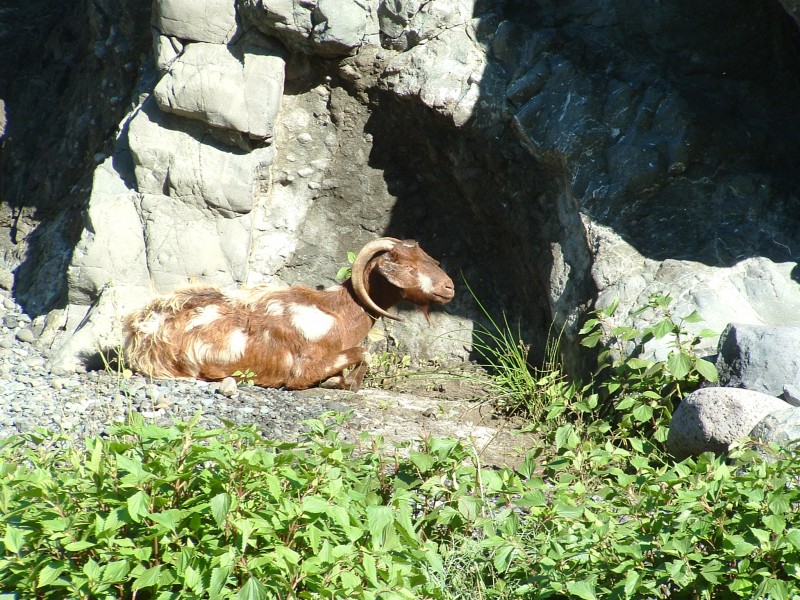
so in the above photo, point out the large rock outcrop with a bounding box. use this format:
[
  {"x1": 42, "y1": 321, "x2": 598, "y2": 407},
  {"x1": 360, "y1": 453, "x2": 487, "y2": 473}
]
[{"x1": 1, "y1": 0, "x2": 799, "y2": 375}]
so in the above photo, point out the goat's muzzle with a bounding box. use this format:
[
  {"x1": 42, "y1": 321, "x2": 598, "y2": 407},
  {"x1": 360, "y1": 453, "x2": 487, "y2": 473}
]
[{"x1": 433, "y1": 279, "x2": 456, "y2": 303}]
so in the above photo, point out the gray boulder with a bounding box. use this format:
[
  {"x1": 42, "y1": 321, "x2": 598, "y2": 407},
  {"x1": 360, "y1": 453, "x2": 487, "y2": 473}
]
[
  {"x1": 716, "y1": 323, "x2": 800, "y2": 401},
  {"x1": 667, "y1": 387, "x2": 790, "y2": 461},
  {"x1": 749, "y1": 407, "x2": 800, "y2": 449}
]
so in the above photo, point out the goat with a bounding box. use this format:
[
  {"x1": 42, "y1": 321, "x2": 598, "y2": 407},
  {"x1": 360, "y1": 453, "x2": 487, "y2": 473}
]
[{"x1": 123, "y1": 238, "x2": 455, "y2": 391}]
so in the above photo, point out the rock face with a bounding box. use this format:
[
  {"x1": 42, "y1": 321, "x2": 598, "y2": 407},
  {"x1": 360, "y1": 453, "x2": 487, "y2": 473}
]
[{"x1": 1, "y1": 0, "x2": 800, "y2": 375}]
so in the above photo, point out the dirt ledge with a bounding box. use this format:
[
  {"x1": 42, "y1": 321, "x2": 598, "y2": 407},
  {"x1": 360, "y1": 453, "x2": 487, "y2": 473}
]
[{"x1": 293, "y1": 384, "x2": 539, "y2": 470}]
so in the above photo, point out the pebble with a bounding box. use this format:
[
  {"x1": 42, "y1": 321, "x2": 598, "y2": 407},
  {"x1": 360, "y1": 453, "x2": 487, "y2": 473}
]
[
  {"x1": 15, "y1": 328, "x2": 36, "y2": 344},
  {"x1": 218, "y1": 377, "x2": 239, "y2": 397}
]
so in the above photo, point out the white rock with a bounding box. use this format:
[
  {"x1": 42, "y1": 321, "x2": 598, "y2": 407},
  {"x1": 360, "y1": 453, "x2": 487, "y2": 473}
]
[
  {"x1": 48, "y1": 284, "x2": 150, "y2": 374},
  {"x1": 218, "y1": 377, "x2": 239, "y2": 397}
]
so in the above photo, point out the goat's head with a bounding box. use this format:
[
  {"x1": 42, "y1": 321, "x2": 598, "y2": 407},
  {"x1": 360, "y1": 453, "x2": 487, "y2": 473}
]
[{"x1": 351, "y1": 238, "x2": 455, "y2": 321}]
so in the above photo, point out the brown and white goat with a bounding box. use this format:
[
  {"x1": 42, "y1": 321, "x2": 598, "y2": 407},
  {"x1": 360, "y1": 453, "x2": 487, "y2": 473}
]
[{"x1": 123, "y1": 238, "x2": 455, "y2": 391}]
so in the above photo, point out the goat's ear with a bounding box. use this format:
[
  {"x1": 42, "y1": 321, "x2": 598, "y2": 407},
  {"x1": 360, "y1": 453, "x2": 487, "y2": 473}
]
[{"x1": 374, "y1": 260, "x2": 415, "y2": 288}]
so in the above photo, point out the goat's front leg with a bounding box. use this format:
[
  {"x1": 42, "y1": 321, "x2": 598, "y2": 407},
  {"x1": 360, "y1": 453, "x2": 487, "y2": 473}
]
[
  {"x1": 324, "y1": 355, "x2": 372, "y2": 392},
  {"x1": 285, "y1": 347, "x2": 369, "y2": 391}
]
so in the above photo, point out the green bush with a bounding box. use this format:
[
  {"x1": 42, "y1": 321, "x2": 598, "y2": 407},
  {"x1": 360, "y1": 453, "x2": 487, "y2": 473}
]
[
  {"x1": 0, "y1": 413, "x2": 445, "y2": 599},
  {"x1": 579, "y1": 293, "x2": 719, "y2": 446}
]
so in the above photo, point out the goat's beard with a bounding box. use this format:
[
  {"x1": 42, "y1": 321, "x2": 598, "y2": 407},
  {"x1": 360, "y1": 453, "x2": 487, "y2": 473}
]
[{"x1": 417, "y1": 304, "x2": 432, "y2": 324}]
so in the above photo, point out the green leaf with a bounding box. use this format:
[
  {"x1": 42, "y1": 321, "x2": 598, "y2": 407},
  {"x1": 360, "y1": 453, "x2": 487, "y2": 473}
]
[
  {"x1": 339, "y1": 569, "x2": 360, "y2": 590},
  {"x1": 116, "y1": 453, "x2": 150, "y2": 484},
  {"x1": 3, "y1": 525, "x2": 25, "y2": 553},
  {"x1": 127, "y1": 490, "x2": 151, "y2": 523},
  {"x1": 64, "y1": 540, "x2": 96, "y2": 551},
  {"x1": 83, "y1": 558, "x2": 102, "y2": 581},
  {"x1": 102, "y1": 560, "x2": 131, "y2": 584},
  {"x1": 694, "y1": 357, "x2": 719, "y2": 382},
  {"x1": 209, "y1": 567, "x2": 231, "y2": 600},
  {"x1": 238, "y1": 576, "x2": 270, "y2": 600},
  {"x1": 566, "y1": 578, "x2": 598, "y2": 600},
  {"x1": 632, "y1": 404, "x2": 653, "y2": 423},
  {"x1": 581, "y1": 330, "x2": 603, "y2": 348},
  {"x1": 579, "y1": 318, "x2": 600, "y2": 335},
  {"x1": 37, "y1": 563, "x2": 65, "y2": 588},
  {"x1": 211, "y1": 492, "x2": 232, "y2": 527},
  {"x1": 682, "y1": 310, "x2": 704, "y2": 323},
  {"x1": 301, "y1": 495, "x2": 330, "y2": 514},
  {"x1": 700, "y1": 559, "x2": 723, "y2": 584},
  {"x1": 458, "y1": 495, "x2": 481, "y2": 521},
  {"x1": 362, "y1": 552, "x2": 379, "y2": 586},
  {"x1": 367, "y1": 505, "x2": 394, "y2": 546},
  {"x1": 183, "y1": 565, "x2": 203, "y2": 594},
  {"x1": 554, "y1": 503, "x2": 583, "y2": 520},
  {"x1": 764, "y1": 514, "x2": 786, "y2": 534},
  {"x1": 555, "y1": 424, "x2": 580, "y2": 450},
  {"x1": 492, "y1": 543, "x2": 517, "y2": 573},
  {"x1": 149, "y1": 509, "x2": 183, "y2": 532},
  {"x1": 132, "y1": 565, "x2": 162, "y2": 591},
  {"x1": 625, "y1": 357, "x2": 651, "y2": 370},
  {"x1": 783, "y1": 528, "x2": 800, "y2": 550},
  {"x1": 649, "y1": 318, "x2": 674, "y2": 339},
  {"x1": 603, "y1": 298, "x2": 620, "y2": 316},
  {"x1": 667, "y1": 351, "x2": 692, "y2": 379},
  {"x1": 88, "y1": 438, "x2": 104, "y2": 474},
  {"x1": 623, "y1": 570, "x2": 642, "y2": 597}
]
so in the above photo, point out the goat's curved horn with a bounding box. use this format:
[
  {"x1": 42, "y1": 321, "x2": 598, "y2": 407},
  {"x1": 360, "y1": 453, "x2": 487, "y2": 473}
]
[{"x1": 351, "y1": 237, "x2": 403, "y2": 321}]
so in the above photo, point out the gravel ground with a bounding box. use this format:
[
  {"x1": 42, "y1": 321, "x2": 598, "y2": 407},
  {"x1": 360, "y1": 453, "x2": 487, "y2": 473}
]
[
  {"x1": 0, "y1": 295, "x2": 362, "y2": 444},
  {"x1": 0, "y1": 293, "x2": 532, "y2": 467}
]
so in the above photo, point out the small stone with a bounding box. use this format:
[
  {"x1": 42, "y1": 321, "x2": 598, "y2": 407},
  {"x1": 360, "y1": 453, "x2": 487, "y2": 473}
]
[
  {"x1": 296, "y1": 132, "x2": 313, "y2": 144},
  {"x1": 0, "y1": 338, "x2": 13, "y2": 349},
  {"x1": 297, "y1": 167, "x2": 314, "y2": 178},
  {"x1": 0, "y1": 269, "x2": 13, "y2": 291},
  {"x1": 217, "y1": 377, "x2": 239, "y2": 397},
  {"x1": 15, "y1": 328, "x2": 36, "y2": 344},
  {"x1": 3, "y1": 297, "x2": 16, "y2": 310},
  {"x1": 61, "y1": 378, "x2": 80, "y2": 390},
  {"x1": 49, "y1": 364, "x2": 71, "y2": 377},
  {"x1": 4, "y1": 316, "x2": 18, "y2": 329},
  {"x1": 51, "y1": 378, "x2": 65, "y2": 391},
  {"x1": 25, "y1": 357, "x2": 46, "y2": 369}
]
